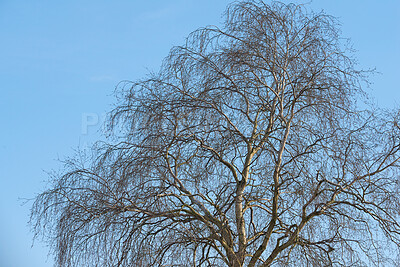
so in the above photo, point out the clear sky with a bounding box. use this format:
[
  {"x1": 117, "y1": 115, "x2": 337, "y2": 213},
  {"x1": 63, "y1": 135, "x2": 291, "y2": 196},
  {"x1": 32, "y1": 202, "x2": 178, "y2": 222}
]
[{"x1": 0, "y1": 1, "x2": 398, "y2": 266}]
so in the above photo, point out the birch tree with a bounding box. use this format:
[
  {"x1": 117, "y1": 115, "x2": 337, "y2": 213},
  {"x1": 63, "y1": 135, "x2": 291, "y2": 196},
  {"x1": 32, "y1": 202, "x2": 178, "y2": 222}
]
[{"x1": 31, "y1": 1, "x2": 400, "y2": 266}]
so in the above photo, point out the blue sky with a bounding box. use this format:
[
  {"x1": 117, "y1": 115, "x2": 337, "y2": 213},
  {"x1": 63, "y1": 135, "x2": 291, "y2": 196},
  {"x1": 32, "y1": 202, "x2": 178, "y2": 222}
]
[{"x1": 0, "y1": 1, "x2": 398, "y2": 266}]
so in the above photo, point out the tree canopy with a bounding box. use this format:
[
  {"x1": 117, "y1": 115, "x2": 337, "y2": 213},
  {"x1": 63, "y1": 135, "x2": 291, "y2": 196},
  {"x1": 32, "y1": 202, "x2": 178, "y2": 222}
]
[{"x1": 31, "y1": 1, "x2": 400, "y2": 266}]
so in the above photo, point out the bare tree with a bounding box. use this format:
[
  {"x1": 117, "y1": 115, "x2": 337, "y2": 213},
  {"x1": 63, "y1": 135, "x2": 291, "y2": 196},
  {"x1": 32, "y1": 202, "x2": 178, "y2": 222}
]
[{"x1": 31, "y1": 1, "x2": 400, "y2": 266}]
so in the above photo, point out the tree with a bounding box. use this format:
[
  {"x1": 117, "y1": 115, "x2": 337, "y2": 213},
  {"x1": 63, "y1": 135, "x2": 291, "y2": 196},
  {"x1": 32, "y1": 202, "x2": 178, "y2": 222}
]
[{"x1": 31, "y1": 1, "x2": 400, "y2": 266}]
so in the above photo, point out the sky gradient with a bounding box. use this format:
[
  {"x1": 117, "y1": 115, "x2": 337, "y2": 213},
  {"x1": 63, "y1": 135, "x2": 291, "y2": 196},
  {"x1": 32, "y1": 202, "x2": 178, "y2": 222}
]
[{"x1": 0, "y1": 1, "x2": 399, "y2": 266}]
